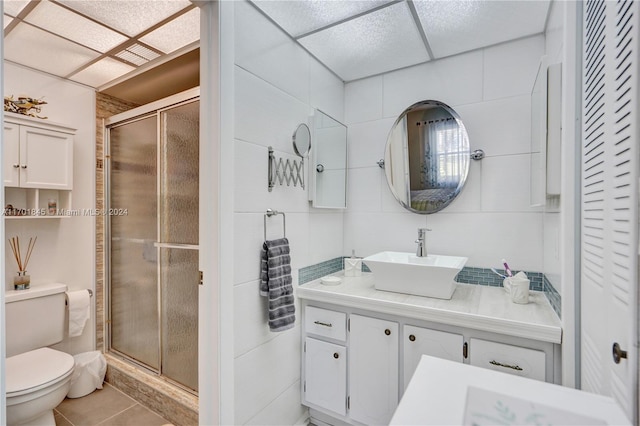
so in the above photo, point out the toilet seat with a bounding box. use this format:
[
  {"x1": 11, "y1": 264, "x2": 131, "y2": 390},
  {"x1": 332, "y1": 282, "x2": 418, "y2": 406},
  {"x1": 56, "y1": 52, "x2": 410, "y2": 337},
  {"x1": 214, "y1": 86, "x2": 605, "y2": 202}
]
[{"x1": 6, "y1": 348, "x2": 74, "y2": 398}]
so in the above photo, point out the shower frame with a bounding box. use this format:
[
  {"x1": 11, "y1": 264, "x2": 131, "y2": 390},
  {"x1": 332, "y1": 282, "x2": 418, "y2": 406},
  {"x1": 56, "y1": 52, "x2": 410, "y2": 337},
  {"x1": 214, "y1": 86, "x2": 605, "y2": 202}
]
[{"x1": 103, "y1": 88, "x2": 200, "y2": 393}]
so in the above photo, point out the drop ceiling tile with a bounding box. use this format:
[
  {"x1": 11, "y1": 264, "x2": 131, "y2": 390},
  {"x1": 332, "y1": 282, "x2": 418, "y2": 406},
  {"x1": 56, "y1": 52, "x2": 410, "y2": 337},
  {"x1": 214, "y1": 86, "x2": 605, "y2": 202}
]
[
  {"x1": 414, "y1": 0, "x2": 550, "y2": 58},
  {"x1": 70, "y1": 57, "x2": 136, "y2": 88},
  {"x1": 3, "y1": 0, "x2": 30, "y2": 17},
  {"x1": 56, "y1": 0, "x2": 192, "y2": 37},
  {"x1": 251, "y1": 0, "x2": 394, "y2": 37},
  {"x1": 139, "y1": 8, "x2": 200, "y2": 54},
  {"x1": 4, "y1": 14, "x2": 14, "y2": 29},
  {"x1": 298, "y1": 2, "x2": 429, "y2": 82},
  {"x1": 24, "y1": 1, "x2": 128, "y2": 53},
  {"x1": 4, "y1": 23, "x2": 100, "y2": 77}
]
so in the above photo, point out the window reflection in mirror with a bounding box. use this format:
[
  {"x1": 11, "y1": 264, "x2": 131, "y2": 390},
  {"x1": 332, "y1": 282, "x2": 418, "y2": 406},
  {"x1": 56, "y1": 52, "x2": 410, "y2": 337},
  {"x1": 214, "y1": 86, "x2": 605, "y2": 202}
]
[
  {"x1": 310, "y1": 110, "x2": 347, "y2": 209},
  {"x1": 385, "y1": 101, "x2": 470, "y2": 214}
]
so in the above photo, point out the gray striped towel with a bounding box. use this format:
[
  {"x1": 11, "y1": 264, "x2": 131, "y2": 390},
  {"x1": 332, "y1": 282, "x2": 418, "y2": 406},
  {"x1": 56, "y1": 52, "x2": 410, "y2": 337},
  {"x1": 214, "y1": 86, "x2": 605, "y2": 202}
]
[{"x1": 260, "y1": 238, "x2": 295, "y2": 332}]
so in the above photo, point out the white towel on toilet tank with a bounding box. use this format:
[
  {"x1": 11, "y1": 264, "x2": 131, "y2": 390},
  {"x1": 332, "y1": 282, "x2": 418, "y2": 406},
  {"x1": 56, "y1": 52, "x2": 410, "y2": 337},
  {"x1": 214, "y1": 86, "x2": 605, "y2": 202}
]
[{"x1": 66, "y1": 290, "x2": 90, "y2": 337}]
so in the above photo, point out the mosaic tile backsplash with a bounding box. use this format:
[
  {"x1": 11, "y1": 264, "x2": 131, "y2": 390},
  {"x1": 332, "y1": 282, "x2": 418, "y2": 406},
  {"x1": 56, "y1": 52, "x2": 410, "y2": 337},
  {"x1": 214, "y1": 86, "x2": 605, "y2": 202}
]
[
  {"x1": 298, "y1": 257, "x2": 344, "y2": 284},
  {"x1": 299, "y1": 258, "x2": 561, "y2": 318}
]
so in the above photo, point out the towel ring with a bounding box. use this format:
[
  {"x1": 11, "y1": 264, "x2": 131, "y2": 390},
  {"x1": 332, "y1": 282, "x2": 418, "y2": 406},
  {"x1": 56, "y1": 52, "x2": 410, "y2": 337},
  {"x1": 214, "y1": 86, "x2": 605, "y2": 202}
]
[{"x1": 264, "y1": 209, "x2": 286, "y2": 240}]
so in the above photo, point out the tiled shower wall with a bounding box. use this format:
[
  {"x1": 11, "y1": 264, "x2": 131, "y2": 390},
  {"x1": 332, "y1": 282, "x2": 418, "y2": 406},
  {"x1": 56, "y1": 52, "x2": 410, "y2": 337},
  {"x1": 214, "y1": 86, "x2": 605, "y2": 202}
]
[
  {"x1": 343, "y1": 35, "x2": 546, "y2": 274},
  {"x1": 231, "y1": 1, "x2": 345, "y2": 424},
  {"x1": 95, "y1": 92, "x2": 139, "y2": 352}
]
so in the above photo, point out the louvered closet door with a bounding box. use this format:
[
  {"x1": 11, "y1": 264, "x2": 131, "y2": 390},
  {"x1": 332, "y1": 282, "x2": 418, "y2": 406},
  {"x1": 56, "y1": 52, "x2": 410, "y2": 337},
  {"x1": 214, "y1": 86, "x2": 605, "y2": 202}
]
[{"x1": 581, "y1": 0, "x2": 638, "y2": 422}]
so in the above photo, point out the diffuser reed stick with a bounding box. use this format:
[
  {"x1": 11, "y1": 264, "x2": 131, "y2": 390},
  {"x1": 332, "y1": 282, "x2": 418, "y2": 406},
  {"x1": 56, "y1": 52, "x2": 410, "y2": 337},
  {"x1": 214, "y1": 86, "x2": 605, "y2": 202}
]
[{"x1": 8, "y1": 236, "x2": 37, "y2": 272}]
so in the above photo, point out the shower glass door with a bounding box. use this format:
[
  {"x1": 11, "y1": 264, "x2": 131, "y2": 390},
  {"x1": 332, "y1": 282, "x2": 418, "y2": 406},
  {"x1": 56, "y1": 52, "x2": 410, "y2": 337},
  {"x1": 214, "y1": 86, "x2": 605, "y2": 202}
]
[{"x1": 107, "y1": 97, "x2": 199, "y2": 392}]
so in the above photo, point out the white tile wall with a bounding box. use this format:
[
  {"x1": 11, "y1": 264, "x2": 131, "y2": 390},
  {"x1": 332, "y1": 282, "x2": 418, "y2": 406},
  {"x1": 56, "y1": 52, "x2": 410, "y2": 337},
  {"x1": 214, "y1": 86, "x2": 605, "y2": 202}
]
[
  {"x1": 245, "y1": 381, "x2": 308, "y2": 426},
  {"x1": 454, "y1": 95, "x2": 532, "y2": 156},
  {"x1": 483, "y1": 36, "x2": 545, "y2": 101},
  {"x1": 345, "y1": 35, "x2": 545, "y2": 272},
  {"x1": 382, "y1": 50, "x2": 484, "y2": 118},
  {"x1": 480, "y1": 154, "x2": 533, "y2": 212},
  {"x1": 234, "y1": 326, "x2": 302, "y2": 425},
  {"x1": 235, "y1": 0, "x2": 310, "y2": 104},
  {"x1": 347, "y1": 117, "x2": 396, "y2": 169},
  {"x1": 545, "y1": 0, "x2": 564, "y2": 65},
  {"x1": 310, "y1": 59, "x2": 345, "y2": 122},
  {"x1": 344, "y1": 76, "x2": 383, "y2": 124},
  {"x1": 233, "y1": 1, "x2": 345, "y2": 423},
  {"x1": 426, "y1": 212, "x2": 543, "y2": 270}
]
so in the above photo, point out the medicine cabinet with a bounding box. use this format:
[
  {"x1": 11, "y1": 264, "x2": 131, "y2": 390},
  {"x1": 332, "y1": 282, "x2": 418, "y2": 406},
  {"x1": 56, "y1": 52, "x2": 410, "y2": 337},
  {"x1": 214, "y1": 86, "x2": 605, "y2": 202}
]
[
  {"x1": 530, "y1": 56, "x2": 562, "y2": 207},
  {"x1": 309, "y1": 110, "x2": 347, "y2": 209}
]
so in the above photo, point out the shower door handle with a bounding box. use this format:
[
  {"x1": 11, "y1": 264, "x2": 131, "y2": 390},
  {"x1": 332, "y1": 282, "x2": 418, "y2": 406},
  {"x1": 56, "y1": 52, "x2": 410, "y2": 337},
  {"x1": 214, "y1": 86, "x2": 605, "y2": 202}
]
[{"x1": 153, "y1": 242, "x2": 200, "y2": 250}]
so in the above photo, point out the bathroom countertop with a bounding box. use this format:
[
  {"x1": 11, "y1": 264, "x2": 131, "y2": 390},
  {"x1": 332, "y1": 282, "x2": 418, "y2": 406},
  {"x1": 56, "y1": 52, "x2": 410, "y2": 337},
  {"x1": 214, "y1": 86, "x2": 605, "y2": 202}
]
[
  {"x1": 297, "y1": 273, "x2": 562, "y2": 344},
  {"x1": 390, "y1": 355, "x2": 629, "y2": 425}
]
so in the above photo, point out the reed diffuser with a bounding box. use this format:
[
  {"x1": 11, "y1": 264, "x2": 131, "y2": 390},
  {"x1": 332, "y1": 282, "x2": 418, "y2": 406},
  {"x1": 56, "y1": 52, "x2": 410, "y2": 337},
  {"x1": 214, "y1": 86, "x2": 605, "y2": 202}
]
[{"x1": 9, "y1": 236, "x2": 37, "y2": 290}]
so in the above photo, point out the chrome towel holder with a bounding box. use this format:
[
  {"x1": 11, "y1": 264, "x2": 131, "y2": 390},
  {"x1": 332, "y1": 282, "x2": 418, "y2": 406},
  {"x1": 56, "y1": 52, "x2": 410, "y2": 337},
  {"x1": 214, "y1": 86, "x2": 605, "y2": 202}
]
[{"x1": 264, "y1": 209, "x2": 286, "y2": 240}]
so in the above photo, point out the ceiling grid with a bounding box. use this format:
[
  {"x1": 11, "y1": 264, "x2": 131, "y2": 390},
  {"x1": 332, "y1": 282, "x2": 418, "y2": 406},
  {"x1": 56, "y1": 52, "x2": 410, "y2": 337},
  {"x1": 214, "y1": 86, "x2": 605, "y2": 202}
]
[{"x1": 3, "y1": 0, "x2": 551, "y2": 88}]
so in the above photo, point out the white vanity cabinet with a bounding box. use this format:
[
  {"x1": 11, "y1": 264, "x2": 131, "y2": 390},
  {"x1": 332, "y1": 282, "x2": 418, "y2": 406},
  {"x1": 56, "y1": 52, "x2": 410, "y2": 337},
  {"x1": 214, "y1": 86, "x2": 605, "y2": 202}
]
[
  {"x1": 469, "y1": 338, "x2": 546, "y2": 381},
  {"x1": 303, "y1": 306, "x2": 349, "y2": 417},
  {"x1": 304, "y1": 337, "x2": 347, "y2": 416},
  {"x1": 299, "y1": 275, "x2": 562, "y2": 426},
  {"x1": 403, "y1": 325, "x2": 463, "y2": 391},
  {"x1": 349, "y1": 314, "x2": 398, "y2": 425},
  {"x1": 3, "y1": 113, "x2": 75, "y2": 217}
]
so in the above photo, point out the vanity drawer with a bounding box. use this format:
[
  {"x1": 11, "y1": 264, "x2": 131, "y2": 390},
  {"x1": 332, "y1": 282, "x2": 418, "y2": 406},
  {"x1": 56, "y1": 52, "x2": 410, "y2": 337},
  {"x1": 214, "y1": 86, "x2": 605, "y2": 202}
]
[
  {"x1": 305, "y1": 306, "x2": 347, "y2": 341},
  {"x1": 469, "y1": 338, "x2": 546, "y2": 381}
]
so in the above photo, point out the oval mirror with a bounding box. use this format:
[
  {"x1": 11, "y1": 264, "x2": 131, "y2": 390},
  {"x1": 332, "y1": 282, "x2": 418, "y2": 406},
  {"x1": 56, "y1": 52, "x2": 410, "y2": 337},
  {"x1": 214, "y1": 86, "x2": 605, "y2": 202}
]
[
  {"x1": 384, "y1": 100, "x2": 470, "y2": 214},
  {"x1": 293, "y1": 123, "x2": 311, "y2": 157}
]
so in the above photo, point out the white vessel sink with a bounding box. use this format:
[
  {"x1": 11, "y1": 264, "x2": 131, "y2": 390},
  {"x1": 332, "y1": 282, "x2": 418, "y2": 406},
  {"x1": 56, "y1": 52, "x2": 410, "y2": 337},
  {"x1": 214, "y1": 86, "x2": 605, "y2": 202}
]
[{"x1": 363, "y1": 251, "x2": 468, "y2": 299}]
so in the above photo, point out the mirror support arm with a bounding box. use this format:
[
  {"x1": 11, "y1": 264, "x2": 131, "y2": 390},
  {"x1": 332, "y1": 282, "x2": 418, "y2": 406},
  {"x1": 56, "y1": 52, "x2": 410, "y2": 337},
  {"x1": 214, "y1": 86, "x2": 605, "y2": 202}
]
[{"x1": 471, "y1": 149, "x2": 485, "y2": 160}]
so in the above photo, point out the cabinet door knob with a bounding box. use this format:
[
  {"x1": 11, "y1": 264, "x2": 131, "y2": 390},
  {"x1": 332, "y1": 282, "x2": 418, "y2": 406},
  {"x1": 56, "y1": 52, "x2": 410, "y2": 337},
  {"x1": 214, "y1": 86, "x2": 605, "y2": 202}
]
[
  {"x1": 333, "y1": 352, "x2": 339, "y2": 359},
  {"x1": 385, "y1": 329, "x2": 391, "y2": 336},
  {"x1": 13, "y1": 164, "x2": 19, "y2": 168},
  {"x1": 613, "y1": 342, "x2": 628, "y2": 364},
  {"x1": 409, "y1": 334, "x2": 416, "y2": 342},
  {"x1": 20, "y1": 165, "x2": 27, "y2": 169}
]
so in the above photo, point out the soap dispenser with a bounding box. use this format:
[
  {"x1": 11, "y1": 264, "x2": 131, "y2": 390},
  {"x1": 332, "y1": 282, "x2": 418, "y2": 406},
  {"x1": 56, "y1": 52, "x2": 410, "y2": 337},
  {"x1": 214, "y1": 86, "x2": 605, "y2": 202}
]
[{"x1": 344, "y1": 250, "x2": 362, "y2": 277}]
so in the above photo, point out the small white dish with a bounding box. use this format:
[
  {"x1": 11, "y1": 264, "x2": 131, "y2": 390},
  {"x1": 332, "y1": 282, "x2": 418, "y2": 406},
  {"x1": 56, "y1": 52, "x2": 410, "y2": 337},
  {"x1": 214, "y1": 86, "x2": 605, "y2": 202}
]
[{"x1": 321, "y1": 276, "x2": 342, "y2": 286}]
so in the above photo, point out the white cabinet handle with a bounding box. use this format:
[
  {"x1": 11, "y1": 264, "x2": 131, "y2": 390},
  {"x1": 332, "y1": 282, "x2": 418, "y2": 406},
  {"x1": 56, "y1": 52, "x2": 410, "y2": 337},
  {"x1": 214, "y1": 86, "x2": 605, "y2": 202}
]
[
  {"x1": 489, "y1": 360, "x2": 523, "y2": 371},
  {"x1": 13, "y1": 164, "x2": 19, "y2": 168},
  {"x1": 20, "y1": 165, "x2": 27, "y2": 169},
  {"x1": 314, "y1": 320, "x2": 332, "y2": 328}
]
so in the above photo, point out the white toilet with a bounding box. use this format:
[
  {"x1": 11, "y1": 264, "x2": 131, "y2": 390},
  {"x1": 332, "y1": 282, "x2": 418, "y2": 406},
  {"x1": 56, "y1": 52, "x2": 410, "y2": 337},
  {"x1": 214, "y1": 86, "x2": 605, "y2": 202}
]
[{"x1": 5, "y1": 283, "x2": 76, "y2": 426}]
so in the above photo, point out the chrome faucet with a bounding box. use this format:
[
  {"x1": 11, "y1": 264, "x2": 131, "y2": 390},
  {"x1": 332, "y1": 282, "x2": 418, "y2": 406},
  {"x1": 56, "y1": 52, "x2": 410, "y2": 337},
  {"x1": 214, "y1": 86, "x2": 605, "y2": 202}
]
[{"x1": 415, "y1": 228, "x2": 431, "y2": 257}]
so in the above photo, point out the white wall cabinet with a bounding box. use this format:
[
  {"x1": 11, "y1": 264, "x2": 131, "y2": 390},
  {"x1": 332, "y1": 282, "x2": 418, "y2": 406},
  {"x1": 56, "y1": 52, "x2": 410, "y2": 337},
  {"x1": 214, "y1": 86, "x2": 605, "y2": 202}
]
[
  {"x1": 349, "y1": 314, "x2": 398, "y2": 425},
  {"x1": 3, "y1": 114, "x2": 75, "y2": 218},
  {"x1": 301, "y1": 302, "x2": 559, "y2": 426}
]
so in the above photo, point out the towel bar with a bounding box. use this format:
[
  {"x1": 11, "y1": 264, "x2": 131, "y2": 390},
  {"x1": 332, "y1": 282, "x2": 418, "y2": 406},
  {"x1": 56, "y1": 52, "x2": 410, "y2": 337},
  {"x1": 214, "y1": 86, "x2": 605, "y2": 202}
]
[{"x1": 264, "y1": 209, "x2": 286, "y2": 240}]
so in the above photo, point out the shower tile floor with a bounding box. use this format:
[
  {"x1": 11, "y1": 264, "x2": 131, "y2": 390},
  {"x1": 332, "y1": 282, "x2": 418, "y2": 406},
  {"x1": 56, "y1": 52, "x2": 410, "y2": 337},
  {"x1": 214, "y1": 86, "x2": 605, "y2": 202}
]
[{"x1": 54, "y1": 383, "x2": 173, "y2": 426}]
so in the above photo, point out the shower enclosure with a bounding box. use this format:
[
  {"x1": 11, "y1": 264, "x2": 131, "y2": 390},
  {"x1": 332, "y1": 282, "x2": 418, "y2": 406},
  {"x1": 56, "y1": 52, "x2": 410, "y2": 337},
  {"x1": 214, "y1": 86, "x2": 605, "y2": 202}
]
[{"x1": 105, "y1": 92, "x2": 199, "y2": 392}]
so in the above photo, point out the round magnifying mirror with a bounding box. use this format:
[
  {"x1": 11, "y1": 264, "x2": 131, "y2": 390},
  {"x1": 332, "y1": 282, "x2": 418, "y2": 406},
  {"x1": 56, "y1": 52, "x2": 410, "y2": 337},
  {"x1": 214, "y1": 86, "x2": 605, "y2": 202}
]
[
  {"x1": 384, "y1": 100, "x2": 470, "y2": 214},
  {"x1": 293, "y1": 123, "x2": 311, "y2": 158}
]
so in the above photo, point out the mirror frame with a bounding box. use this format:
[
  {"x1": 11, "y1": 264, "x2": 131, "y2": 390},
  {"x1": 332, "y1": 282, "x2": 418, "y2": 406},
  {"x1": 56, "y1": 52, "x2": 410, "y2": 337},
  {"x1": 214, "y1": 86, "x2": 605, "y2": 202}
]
[
  {"x1": 293, "y1": 123, "x2": 311, "y2": 158},
  {"x1": 384, "y1": 100, "x2": 471, "y2": 214}
]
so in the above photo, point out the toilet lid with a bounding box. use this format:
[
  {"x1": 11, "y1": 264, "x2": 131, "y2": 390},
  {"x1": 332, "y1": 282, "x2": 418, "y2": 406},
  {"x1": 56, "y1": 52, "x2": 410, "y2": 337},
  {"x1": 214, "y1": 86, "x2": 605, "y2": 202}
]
[{"x1": 6, "y1": 348, "x2": 74, "y2": 396}]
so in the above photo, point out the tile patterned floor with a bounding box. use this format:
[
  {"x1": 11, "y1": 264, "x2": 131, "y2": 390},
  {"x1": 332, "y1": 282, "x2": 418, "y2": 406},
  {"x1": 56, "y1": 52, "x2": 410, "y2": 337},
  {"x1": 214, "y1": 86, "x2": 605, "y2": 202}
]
[{"x1": 54, "y1": 383, "x2": 173, "y2": 426}]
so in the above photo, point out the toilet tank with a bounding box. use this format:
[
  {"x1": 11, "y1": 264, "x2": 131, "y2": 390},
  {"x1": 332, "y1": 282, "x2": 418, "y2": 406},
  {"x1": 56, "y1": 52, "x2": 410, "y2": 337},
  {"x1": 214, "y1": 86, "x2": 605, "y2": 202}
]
[{"x1": 5, "y1": 283, "x2": 67, "y2": 357}]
